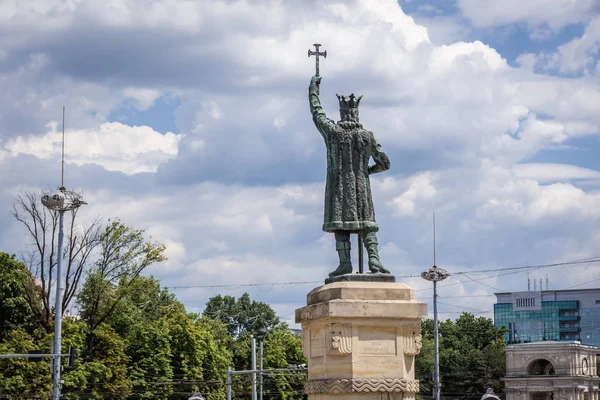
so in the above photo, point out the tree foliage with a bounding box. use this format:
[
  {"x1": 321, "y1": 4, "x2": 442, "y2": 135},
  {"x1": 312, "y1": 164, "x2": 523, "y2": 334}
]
[
  {"x1": 78, "y1": 219, "x2": 167, "y2": 335},
  {"x1": 0, "y1": 329, "x2": 53, "y2": 395},
  {"x1": 62, "y1": 320, "x2": 132, "y2": 399},
  {"x1": 262, "y1": 325, "x2": 305, "y2": 400},
  {"x1": 415, "y1": 313, "x2": 507, "y2": 400},
  {"x1": 203, "y1": 293, "x2": 280, "y2": 339},
  {"x1": 0, "y1": 267, "x2": 246, "y2": 399},
  {"x1": 0, "y1": 252, "x2": 40, "y2": 338},
  {"x1": 3, "y1": 248, "x2": 513, "y2": 400},
  {"x1": 203, "y1": 294, "x2": 306, "y2": 400}
]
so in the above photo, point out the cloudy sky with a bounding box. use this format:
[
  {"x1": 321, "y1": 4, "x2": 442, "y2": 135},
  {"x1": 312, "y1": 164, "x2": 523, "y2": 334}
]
[{"x1": 1, "y1": 0, "x2": 600, "y2": 326}]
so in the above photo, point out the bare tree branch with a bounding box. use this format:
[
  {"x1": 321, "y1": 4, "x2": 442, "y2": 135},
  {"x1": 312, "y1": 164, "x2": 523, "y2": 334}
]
[
  {"x1": 63, "y1": 215, "x2": 102, "y2": 310},
  {"x1": 12, "y1": 191, "x2": 101, "y2": 331}
]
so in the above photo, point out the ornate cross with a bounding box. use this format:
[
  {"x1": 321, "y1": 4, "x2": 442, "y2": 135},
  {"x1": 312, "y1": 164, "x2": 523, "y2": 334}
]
[{"x1": 308, "y1": 43, "x2": 327, "y2": 76}]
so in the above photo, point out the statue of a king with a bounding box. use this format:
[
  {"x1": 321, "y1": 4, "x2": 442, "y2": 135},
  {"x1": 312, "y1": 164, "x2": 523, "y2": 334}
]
[{"x1": 309, "y1": 75, "x2": 391, "y2": 278}]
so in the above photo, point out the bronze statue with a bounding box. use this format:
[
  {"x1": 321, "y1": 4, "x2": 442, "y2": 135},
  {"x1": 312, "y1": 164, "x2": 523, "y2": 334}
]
[{"x1": 309, "y1": 74, "x2": 391, "y2": 278}]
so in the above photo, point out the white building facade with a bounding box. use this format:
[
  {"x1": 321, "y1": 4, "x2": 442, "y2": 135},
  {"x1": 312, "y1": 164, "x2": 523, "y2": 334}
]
[{"x1": 504, "y1": 341, "x2": 600, "y2": 400}]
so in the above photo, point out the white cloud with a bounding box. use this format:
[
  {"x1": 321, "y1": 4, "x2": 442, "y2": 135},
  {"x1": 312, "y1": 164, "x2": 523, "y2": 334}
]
[
  {"x1": 2, "y1": 0, "x2": 600, "y2": 321},
  {"x1": 456, "y1": 0, "x2": 597, "y2": 34},
  {"x1": 123, "y1": 88, "x2": 162, "y2": 110},
  {"x1": 472, "y1": 163, "x2": 600, "y2": 224},
  {"x1": 429, "y1": 41, "x2": 508, "y2": 75},
  {"x1": 514, "y1": 163, "x2": 600, "y2": 183},
  {"x1": 516, "y1": 53, "x2": 540, "y2": 71},
  {"x1": 392, "y1": 173, "x2": 437, "y2": 217},
  {"x1": 537, "y1": 16, "x2": 600, "y2": 74},
  {"x1": 5, "y1": 122, "x2": 182, "y2": 174},
  {"x1": 410, "y1": 15, "x2": 472, "y2": 45}
]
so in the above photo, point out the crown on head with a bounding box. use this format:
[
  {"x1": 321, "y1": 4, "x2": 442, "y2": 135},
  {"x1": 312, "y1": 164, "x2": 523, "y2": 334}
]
[{"x1": 336, "y1": 93, "x2": 363, "y2": 110}]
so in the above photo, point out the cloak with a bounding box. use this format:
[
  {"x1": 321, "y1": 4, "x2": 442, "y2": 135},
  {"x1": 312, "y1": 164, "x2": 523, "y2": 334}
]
[{"x1": 309, "y1": 82, "x2": 390, "y2": 233}]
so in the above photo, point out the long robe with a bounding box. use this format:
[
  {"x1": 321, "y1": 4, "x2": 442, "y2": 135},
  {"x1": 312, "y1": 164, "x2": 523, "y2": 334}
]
[{"x1": 309, "y1": 82, "x2": 390, "y2": 233}]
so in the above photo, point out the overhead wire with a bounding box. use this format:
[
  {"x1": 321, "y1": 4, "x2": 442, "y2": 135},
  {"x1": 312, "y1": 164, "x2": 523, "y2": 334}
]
[
  {"x1": 164, "y1": 257, "x2": 600, "y2": 290},
  {"x1": 180, "y1": 258, "x2": 600, "y2": 322}
]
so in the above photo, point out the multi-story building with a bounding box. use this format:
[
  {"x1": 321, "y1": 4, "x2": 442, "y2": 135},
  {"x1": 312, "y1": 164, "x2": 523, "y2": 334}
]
[{"x1": 494, "y1": 288, "x2": 600, "y2": 348}]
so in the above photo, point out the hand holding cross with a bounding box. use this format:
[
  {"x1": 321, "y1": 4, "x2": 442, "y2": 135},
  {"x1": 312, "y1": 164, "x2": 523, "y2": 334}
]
[{"x1": 308, "y1": 43, "x2": 327, "y2": 77}]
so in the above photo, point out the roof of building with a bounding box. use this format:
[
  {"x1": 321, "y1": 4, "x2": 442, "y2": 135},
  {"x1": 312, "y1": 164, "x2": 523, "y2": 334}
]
[
  {"x1": 506, "y1": 340, "x2": 598, "y2": 350},
  {"x1": 495, "y1": 287, "x2": 600, "y2": 296}
]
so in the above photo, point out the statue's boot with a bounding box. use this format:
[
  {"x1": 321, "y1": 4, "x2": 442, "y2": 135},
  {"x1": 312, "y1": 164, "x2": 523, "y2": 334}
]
[
  {"x1": 329, "y1": 232, "x2": 352, "y2": 278},
  {"x1": 362, "y1": 232, "x2": 390, "y2": 274}
]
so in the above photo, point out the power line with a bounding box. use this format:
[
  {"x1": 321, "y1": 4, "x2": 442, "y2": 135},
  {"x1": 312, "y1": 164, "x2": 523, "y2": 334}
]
[
  {"x1": 165, "y1": 257, "x2": 600, "y2": 290},
  {"x1": 167, "y1": 281, "x2": 321, "y2": 289},
  {"x1": 436, "y1": 301, "x2": 490, "y2": 314}
]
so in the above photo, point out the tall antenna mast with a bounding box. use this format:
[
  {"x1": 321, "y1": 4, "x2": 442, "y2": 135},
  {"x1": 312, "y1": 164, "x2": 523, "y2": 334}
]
[
  {"x1": 41, "y1": 106, "x2": 87, "y2": 400},
  {"x1": 421, "y1": 212, "x2": 448, "y2": 400},
  {"x1": 61, "y1": 105, "x2": 65, "y2": 189},
  {"x1": 433, "y1": 212, "x2": 436, "y2": 266}
]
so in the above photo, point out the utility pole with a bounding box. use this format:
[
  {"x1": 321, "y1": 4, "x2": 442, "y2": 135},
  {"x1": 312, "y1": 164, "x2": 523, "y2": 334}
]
[
  {"x1": 259, "y1": 341, "x2": 264, "y2": 400},
  {"x1": 251, "y1": 335, "x2": 257, "y2": 400},
  {"x1": 41, "y1": 106, "x2": 86, "y2": 400},
  {"x1": 53, "y1": 210, "x2": 64, "y2": 400},
  {"x1": 226, "y1": 367, "x2": 232, "y2": 400},
  {"x1": 421, "y1": 213, "x2": 449, "y2": 400},
  {"x1": 227, "y1": 364, "x2": 307, "y2": 400}
]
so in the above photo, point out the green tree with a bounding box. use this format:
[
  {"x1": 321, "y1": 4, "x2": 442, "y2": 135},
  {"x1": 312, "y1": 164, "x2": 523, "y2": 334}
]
[
  {"x1": 415, "y1": 313, "x2": 506, "y2": 400},
  {"x1": 0, "y1": 252, "x2": 50, "y2": 398},
  {"x1": 168, "y1": 314, "x2": 233, "y2": 399},
  {"x1": 203, "y1": 293, "x2": 282, "y2": 376},
  {"x1": 0, "y1": 252, "x2": 40, "y2": 338},
  {"x1": 261, "y1": 325, "x2": 306, "y2": 400},
  {"x1": 105, "y1": 276, "x2": 185, "y2": 339},
  {"x1": 62, "y1": 321, "x2": 132, "y2": 399},
  {"x1": 415, "y1": 334, "x2": 434, "y2": 398},
  {"x1": 203, "y1": 293, "x2": 280, "y2": 339},
  {"x1": 194, "y1": 316, "x2": 234, "y2": 398},
  {"x1": 77, "y1": 219, "x2": 166, "y2": 351},
  {"x1": 126, "y1": 319, "x2": 173, "y2": 399},
  {"x1": 203, "y1": 292, "x2": 306, "y2": 400},
  {"x1": 0, "y1": 329, "x2": 52, "y2": 396}
]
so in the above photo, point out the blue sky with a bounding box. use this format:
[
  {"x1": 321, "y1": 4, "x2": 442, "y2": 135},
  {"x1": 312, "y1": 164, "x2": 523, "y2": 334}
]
[{"x1": 1, "y1": 0, "x2": 600, "y2": 325}]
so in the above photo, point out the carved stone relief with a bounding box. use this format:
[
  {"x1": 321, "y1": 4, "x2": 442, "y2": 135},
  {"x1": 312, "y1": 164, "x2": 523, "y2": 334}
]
[
  {"x1": 402, "y1": 324, "x2": 422, "y2": 356},
  {"x1": 328, "y1": 323, "x2": 352, "y2": 355},
  {"x1": 305, "y1": 378, "x2": 419, "y2": 394},
  {"x1": 554, "y1": 388, "x2": 570, "y2": 400}
]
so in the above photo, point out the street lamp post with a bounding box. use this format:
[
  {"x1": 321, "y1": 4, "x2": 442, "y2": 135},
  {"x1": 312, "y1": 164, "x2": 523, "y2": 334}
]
[
  {"x1": 41, "y1": 106, "x2": 86, "y2": 400},
  {"x1": 421, "y1": 213, "x2": 449, "y2": 400}
]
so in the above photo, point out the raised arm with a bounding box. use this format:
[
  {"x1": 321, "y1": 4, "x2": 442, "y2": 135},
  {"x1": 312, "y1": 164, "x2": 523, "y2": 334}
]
[
  {"x1": 368, "y1": 134, "x2": 391, "y2": 175},
  {"x1": 309, "y1": 76, "x2": 335, "y2": 138}
]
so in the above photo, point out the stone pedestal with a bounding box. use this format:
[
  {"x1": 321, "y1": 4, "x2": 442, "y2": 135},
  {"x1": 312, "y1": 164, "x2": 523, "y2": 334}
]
[{"x1": 295, "y1": 278, "x2": 428, "y2": 400}]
